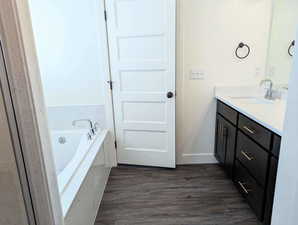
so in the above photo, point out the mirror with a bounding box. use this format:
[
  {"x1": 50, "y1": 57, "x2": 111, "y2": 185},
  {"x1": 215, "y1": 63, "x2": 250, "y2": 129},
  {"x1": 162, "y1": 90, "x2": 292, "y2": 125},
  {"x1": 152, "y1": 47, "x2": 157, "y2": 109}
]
[{"x1": 266, "y1": 0, "x2": 298, "y2": 85}]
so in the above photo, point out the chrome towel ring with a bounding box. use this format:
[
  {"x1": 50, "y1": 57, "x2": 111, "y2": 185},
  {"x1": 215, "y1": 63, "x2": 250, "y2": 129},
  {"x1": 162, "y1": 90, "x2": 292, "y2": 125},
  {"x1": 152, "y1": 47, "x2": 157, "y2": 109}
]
[
  {"x1": 235, "y1": 42, "x2": 250, "y2": 59},
  {"x1": 288, "y1": 40, "x2": 295, "y2": 57}
]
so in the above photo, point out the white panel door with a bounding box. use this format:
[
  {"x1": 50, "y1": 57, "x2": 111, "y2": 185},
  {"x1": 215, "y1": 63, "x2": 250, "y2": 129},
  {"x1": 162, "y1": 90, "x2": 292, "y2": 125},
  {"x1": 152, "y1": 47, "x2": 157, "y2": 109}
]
[{"x1": 106, "y1": 0, "x2": 176, "y2": 168}]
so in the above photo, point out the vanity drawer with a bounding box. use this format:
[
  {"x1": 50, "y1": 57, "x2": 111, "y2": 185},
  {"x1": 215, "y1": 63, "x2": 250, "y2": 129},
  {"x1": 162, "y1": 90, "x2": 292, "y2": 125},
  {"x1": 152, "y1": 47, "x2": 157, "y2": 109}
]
[
  {"x1": 217, "y1": 101, "x2": 238, "y2": 125},
  {"x1": 234, "y1": 161, "x2": 265, "y2": 220},
  {"x1": 238, "y1": 114, "x2": 272, "y2": 149},
  {"x1": 272, "y1": 135, "x2": 281, "y2": 158},
  {"x1": 236, "y1": 132, "x2": 269, "y2": 186}
]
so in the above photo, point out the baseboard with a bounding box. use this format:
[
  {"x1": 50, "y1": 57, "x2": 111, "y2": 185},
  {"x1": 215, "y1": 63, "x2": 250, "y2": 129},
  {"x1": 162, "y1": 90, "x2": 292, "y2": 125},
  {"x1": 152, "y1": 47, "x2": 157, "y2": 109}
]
[{"x1": 177, "y1": 153, "x2": 218, "y2": 165}]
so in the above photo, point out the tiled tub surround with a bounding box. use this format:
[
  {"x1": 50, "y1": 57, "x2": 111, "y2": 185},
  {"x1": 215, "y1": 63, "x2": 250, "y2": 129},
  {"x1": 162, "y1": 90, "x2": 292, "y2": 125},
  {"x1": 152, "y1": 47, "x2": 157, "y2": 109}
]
[
  {"x1": 47, "y1": 105, "x2": 107, "y2": 130},
  {"x1": 215, "y1": 86, "x2": 287, "y2": 135}
]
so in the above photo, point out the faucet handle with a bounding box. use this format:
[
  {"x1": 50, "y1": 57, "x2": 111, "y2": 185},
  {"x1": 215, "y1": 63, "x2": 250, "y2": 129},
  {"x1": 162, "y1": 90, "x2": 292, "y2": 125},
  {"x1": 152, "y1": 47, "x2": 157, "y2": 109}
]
[
  {"x1": 87, "y1": 132, "x2": 93, "y2": 140},
  {"x1": 260, "y1": 79, "x2": 273, "y2": 91},
  {"x1": 281, "y1": 85, "x2": 288, "y2": 90},
  {"x1": 260, "y1": 79, "x2": 275, "y2": 100},
  {"x1": 91, "y1": 122, "x2": 100, "y2": 135},
  {"x1": 93, "y1": 122, "x2": 100, "y2": 132}
]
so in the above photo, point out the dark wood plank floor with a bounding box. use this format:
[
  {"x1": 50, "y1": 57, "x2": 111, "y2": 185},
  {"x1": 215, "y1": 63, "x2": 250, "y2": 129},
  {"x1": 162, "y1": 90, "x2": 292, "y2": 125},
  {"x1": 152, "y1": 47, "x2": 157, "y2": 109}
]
[{"x1": 95, "y1": 165, "x2": 261, "y2": 225}]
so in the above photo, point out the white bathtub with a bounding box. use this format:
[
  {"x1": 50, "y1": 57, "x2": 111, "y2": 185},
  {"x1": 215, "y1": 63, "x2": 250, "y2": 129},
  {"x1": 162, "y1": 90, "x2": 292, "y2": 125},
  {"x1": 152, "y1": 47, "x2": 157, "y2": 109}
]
[{"x1": 50, "y1": 128, "x2": 108, "y2": 216}]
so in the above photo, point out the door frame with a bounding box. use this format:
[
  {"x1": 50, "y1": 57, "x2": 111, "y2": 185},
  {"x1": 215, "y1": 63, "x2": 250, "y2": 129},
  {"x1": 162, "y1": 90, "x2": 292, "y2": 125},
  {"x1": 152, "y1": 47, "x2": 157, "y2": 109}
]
[
  {"x1": 98, "y1": 0, "x2": 118, "y2": 166},
  {"x1": 0, "y1": 33, "x2": 36, "y2": 225},
  {"x1": 0, "y1": 0, "x2": 117, "y2": 225},
  {"x1": 0, "y1": 1, "x2": 63, "y2": 224}
]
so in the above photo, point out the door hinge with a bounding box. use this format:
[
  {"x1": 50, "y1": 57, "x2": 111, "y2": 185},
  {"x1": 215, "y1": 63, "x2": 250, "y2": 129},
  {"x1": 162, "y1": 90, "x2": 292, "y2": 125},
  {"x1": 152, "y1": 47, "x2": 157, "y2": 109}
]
[
  {"x1": 104, "y1": 10, "x2": 107, "y2": 21},
  {"x1": 107, "y1": 81, "x2": 113, "y2": 90},
  {"x1": 114, "y1": 140, "x2": 117, "y2": 149}
]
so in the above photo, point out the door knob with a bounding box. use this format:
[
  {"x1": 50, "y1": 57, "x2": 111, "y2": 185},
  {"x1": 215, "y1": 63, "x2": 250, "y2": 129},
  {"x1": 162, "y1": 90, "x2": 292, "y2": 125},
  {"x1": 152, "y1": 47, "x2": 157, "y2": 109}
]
[{"x1": 167, "y1": 91, "x2": 174, "y2": 98}]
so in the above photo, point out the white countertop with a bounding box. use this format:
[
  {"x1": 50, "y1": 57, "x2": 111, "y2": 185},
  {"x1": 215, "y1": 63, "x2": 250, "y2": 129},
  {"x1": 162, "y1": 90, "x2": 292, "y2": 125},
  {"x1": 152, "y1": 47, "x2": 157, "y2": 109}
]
[{"x1": 215, "y1": 86, "x2": 287, "y2": 136}]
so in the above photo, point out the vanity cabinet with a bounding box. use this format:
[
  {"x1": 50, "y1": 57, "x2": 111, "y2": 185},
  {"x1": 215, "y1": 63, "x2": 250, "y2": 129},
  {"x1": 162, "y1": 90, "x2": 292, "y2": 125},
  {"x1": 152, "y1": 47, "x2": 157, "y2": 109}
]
[
  {"x1": 215, "y1": 103, "x2": 237, "y2": 178},
  {"x1": 263, "y1": 136, "x2": 280, "y2": 225},
  {"x1": 217, "y1": 101, "x2": 238, "y2": 125},
  {"x1": 238, "y1": 114, "x2": 272, "y2": 150},
  {"x1": 215, "y1": 115, "x2": 226, "y2": 164},
  {"x1": 234, "y1": 161, "x2": 264, "y2": 220},
  {"x1": 263, "y1": 157, "x2": 278, "y2": 225},
  {"x1": 215, "y1": 100, "x2": 281, "y2": 224},
  {"x1": 272, "y1": 135, "x2": 281, "y2": 158},
  {"x1": 236, "y1": 132, "x2": 269, "y2": 187}
]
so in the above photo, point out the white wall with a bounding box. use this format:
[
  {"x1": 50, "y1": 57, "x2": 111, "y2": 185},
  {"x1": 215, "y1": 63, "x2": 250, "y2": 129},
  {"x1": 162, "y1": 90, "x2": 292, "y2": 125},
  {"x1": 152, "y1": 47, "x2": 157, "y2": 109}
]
[
  {"x1": 28, "y1": 0, "x2": 105, "y2": 107},
  {"x1": 176, "y1": 0, "x2": 272, "y2": 164}
]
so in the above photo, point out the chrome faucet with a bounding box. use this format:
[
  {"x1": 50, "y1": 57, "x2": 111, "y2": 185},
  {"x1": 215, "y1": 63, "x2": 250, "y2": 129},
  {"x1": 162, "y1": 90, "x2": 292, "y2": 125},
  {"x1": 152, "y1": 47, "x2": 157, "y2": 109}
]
[
  {"x1": 72, "y1": 119, "x2": 95, "y2": 136},
  {"x1": 260, "y1": 79, "x2": 274, "y2": 100},
  {"x1": 93, "y1": 122, "x2": 100, "y2": 133}
]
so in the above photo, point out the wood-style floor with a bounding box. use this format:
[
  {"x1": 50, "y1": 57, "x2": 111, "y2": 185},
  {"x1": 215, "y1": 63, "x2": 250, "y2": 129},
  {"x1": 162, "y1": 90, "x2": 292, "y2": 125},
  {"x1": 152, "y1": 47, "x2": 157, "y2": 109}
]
[{"x1": 95, "y1": 165, "x2": 261, "y2": 225}]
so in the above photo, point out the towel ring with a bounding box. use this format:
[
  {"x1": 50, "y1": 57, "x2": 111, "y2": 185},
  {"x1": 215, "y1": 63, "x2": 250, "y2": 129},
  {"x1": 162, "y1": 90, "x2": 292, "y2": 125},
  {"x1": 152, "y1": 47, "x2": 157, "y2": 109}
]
[
  {"x1": 235, "y1": 42, "x2": 250, "y2": 59},
  {"x1": 288, "y1": 40, "x2": 295, "y2": 57}
]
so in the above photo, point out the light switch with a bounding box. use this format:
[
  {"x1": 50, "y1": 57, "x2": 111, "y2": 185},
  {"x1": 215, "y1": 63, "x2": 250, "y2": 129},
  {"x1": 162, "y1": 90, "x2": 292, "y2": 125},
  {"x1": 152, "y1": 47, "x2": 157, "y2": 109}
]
[{"x1": 189, "y1": 69, "x2": 205, "y2": 80}]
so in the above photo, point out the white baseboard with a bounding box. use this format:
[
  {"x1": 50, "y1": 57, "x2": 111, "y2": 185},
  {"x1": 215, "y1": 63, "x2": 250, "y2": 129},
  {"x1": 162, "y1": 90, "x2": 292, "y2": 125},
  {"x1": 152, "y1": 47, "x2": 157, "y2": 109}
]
[{"x1": 177, "y1": 153, "x2": 218, "y2": 165}]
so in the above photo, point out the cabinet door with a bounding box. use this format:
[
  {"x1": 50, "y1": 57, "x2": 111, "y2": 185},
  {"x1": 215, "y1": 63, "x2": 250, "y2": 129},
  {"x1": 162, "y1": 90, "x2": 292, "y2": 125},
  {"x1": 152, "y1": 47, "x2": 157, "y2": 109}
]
[
  {"x1": 272, "y1": 135, "x2": 281, "y2": 158},
  {"x1": 263, "y1": 157, "x2": 278, "y2": 225},
  {"x1": 215, "y1": 115, "x2": 226, "y2": 164},
  {"x1": 223, "y1": 118, "x2": 236, "y2": 177},
  {"x1": 215, "y1": 115, "x2": 236, "y2": 177}
]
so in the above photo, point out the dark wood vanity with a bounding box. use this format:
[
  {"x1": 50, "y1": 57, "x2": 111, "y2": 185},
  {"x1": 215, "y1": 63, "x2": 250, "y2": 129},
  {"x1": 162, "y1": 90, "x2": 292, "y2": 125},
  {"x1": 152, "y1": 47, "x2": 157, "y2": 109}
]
[{"x1": 215, "y1": 100, "x2": 280, "y2": 225}]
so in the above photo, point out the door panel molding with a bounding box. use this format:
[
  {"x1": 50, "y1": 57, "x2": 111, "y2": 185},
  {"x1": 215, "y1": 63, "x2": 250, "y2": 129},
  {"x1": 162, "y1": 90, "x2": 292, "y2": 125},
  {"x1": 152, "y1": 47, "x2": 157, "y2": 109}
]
[{"x1": 106, "y1": 0, "x2": 176, "y2": 168}]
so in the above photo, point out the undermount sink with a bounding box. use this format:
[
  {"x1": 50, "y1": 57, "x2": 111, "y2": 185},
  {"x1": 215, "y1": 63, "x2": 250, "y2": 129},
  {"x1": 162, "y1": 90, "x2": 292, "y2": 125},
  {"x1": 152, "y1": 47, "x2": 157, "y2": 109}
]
[{"x1": 229, "y1": 96, "x2": 275, "y2": 104}]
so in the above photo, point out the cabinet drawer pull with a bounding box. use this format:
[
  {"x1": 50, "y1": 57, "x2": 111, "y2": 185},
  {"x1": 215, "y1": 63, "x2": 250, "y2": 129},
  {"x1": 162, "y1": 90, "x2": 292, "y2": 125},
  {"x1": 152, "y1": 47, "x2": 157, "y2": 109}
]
[
  {"x1": 241, "y1": 151, "x2": 254, "y2": 161},
  {"x1": 238, "y1": 181, "x2": 251, "y2": 194},
  {"x1": 243, "y1": 126, "x2": 255, "y2": 134}
]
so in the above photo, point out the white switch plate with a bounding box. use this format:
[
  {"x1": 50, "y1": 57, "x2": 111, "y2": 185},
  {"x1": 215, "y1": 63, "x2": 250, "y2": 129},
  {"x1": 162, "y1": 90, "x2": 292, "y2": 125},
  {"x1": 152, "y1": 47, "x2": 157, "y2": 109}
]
[{"x1": 189, "y1": 69, "x2": 205, "y2": 80}]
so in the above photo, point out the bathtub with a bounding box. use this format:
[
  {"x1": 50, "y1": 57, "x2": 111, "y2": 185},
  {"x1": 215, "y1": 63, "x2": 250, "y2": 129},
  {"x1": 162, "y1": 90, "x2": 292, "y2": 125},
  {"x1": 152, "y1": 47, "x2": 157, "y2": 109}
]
[{"x1": 50, "y1": 128, "x2": 108, "y2": 216}]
